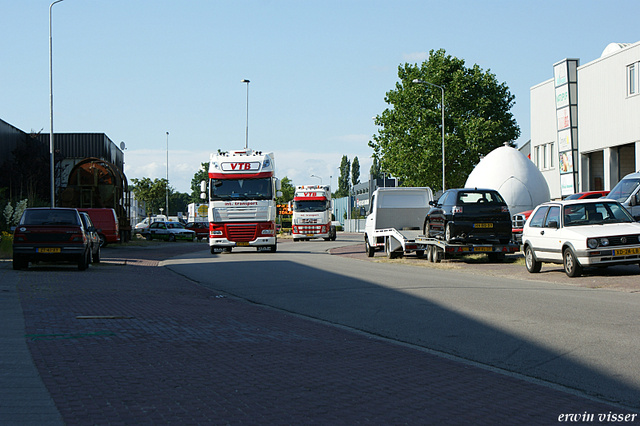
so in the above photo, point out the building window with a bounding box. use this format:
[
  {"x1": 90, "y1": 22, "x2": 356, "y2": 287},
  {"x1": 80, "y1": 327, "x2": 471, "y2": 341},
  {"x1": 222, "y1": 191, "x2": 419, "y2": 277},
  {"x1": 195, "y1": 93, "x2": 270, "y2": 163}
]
[
  {"x1": 628, "y1": 63, "x2": 637, "y2": 96},
  {"x1": 534, "y1": 142, "x2": 556, "y2": 171}
]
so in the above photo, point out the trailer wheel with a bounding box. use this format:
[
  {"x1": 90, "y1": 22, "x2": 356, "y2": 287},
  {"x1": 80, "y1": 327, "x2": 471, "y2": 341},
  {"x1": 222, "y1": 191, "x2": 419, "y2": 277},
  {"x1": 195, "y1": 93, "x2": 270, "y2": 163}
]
[{"x1": 385, "y1": 238, "x2": 402, "y2": 259}]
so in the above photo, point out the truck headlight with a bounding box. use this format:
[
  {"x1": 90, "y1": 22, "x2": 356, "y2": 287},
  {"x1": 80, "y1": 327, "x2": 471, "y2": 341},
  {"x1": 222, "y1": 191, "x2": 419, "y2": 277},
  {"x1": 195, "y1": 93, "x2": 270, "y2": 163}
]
[{"x1": 261, "y1": 229, "x2": 274, "y2": 235}]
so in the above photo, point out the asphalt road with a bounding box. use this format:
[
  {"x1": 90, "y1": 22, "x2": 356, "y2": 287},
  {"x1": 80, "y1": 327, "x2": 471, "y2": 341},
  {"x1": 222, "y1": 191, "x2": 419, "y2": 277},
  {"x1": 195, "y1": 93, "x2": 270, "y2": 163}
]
[{"x1": 165, "y1": 234, "x2": 640, "y2": 408}]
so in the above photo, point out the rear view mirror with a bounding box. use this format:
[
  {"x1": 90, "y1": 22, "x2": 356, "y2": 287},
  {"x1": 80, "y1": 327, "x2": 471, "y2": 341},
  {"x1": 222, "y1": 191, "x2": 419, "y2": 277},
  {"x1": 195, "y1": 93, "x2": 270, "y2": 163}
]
[{"x1": 548, "y1": 220, "x2": 559, "y2": 229}]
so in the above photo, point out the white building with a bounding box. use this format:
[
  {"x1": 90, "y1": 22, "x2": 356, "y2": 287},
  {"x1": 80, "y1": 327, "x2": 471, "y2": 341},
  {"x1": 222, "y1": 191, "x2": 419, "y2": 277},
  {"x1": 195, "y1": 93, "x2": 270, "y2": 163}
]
[{"x1": 530, "y1": 41, "x2": 640, "y2": 199}]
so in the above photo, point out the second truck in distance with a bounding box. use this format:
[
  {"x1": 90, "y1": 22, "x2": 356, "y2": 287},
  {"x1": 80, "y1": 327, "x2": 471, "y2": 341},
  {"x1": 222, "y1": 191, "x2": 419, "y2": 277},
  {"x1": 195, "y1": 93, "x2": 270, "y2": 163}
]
[{"x1": 291, "y1": 185, "x2": 336, "y2": 242}]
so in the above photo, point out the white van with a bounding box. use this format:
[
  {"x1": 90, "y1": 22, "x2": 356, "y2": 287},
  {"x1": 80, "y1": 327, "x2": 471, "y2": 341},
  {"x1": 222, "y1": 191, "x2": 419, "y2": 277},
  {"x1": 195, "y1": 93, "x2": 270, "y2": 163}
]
[{"x1": 607, "y1": 172, "x2": 640, "y2": 220}]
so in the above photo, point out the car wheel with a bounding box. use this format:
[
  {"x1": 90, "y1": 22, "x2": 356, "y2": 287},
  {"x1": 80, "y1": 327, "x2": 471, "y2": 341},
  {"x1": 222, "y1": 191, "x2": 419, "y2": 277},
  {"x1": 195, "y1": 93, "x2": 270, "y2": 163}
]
[
  {"x1": 444, "y1": 223, "x2": 453, "y2": 243},
  {"x1": 98, "y1": 234, "x2": 107, "y2": 248},
  {"x1": 423, "y1": 217, "x2": 431, "y2": 237},
  {"x1": 13, "y1": 254, "x2": 27, "y2": 270},
  {"x1": 365, "y1": 236, "x2": 375, "y2": 257},
  {"x1": 524, "y1": 245, "x2": 541, "y2": 273},
  {"x1": 169, "y1": 234, "x2": 176, "y2": 242},
  {"x1": 145, "y1": 234, "x2": 152, "y2": 241},
  {"x1": 93, "y1": 245, "x2": 101, "y2": 263},
  {"x1": 78, "y1": 248, "x2": 89, "y2": 271},
  {"x1": 563, "y1": 247, "x2": 583, "y2": 277}
]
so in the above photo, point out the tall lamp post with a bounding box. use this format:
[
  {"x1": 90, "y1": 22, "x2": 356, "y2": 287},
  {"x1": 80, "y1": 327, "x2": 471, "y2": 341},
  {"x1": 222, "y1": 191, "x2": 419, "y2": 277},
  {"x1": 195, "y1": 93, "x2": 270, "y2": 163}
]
[
  {"x1": 49, "y1": 0, "x2": 64, "y2": 207},
  {"x1": 412, "y1": 79, "x2": 445, "y2": 191},
  {"x1": 310, "y1": 174, "x2": 322, "y2": 185},
  {"x1": 164, "y1": 132, "x2": 169, "y2": 218},
  {"x1": 241, "y1": 79, "x2": 250, "y2": 149}
]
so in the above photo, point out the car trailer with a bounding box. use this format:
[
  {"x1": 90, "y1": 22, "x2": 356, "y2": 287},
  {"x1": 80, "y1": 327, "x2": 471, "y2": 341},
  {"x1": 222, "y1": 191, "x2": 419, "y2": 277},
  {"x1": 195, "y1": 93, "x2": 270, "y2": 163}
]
[
  {"x1": 368, "y1": 227, "x2": 425, "y2": 259},
  {"x1": 414, "y1": 236, "x2": 520, "y2": 263}
]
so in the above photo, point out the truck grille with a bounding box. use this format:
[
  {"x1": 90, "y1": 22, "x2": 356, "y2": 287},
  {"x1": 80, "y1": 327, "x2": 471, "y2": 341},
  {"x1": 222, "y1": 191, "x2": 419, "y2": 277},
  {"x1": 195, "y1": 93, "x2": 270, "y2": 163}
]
[
  {"x1": 295, "y1": 225, "x2": 323, "y2": 233},
  {"x1": 226, "y1": 225, "x2": 257, "y2": 242}
]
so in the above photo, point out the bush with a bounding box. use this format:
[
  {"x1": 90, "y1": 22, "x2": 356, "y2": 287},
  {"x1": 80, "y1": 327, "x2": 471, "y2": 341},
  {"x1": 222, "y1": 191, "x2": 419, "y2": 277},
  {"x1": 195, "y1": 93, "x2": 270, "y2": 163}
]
[{"x1": 0, "y1": 231, "x2": 13, "y2": 258}]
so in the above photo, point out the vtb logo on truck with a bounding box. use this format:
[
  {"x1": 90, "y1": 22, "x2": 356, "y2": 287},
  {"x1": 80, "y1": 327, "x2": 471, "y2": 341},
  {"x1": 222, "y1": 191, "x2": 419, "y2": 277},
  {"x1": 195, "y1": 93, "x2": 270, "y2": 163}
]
[
  {"x1": 296, "y1": 192, "x2": 317, "y2": 197},
  {"x1": 221, "y1": 162, "x2": 260, "y2": 171}
]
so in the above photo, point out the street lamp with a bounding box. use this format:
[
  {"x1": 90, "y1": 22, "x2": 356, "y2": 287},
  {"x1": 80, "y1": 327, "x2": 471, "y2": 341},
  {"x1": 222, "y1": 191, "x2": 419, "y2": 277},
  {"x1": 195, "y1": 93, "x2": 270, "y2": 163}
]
[
  {"x1": 49, "y1": 0, "x2": 64, "y2": 207},
  {"x1": 310, "y1": 174, "x2": 322, "y2": 184},
  {"x1": 164, "y1": 132, "x2": 169, "y2": 218},
  {"x1": 241, "y1": 79, "x2": 250, "y2": 149},
  {"x1": 412, "y1": 78, "x2": 445, "y2": 191}
]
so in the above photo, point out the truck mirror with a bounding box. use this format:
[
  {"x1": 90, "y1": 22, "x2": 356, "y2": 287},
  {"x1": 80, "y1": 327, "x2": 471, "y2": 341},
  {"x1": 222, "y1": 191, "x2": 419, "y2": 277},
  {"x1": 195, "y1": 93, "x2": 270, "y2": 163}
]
[
  {"x1": 275, "y1": 179, "x2": 282, "y2": 191},
  {"x1": 276, "y1": 191, "x2": 283, "y2": 198},
  {"x1": 200, "y1": 180, "x2": 206, "y2": 192}
]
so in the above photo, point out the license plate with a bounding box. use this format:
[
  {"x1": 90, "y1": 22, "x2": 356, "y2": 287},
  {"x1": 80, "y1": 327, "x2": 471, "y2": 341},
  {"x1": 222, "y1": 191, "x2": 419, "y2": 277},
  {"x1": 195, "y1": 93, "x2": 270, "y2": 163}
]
[
  {"x1": 614, "y1": 247, "x2": 640, "y2": 256},
  {"x1": 474, "y1": 223, "x2": 493, "y2": 228},
  {"x1": 306, "y1": 234, "x2": 315, "y2": 237},
  {"x1": 236, "y1": 242, "x2": 249, "y2": 247},
  {"x1": 38, "y1": 247, "x2": 61, "y2": 253},
  {"x1": 473, "y1": 247, "x2": 492, "y2": 252}
]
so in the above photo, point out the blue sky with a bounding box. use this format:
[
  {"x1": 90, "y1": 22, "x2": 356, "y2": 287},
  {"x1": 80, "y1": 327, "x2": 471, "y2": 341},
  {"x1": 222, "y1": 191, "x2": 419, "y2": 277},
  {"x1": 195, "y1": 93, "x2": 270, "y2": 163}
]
[{"x1": 1, "y1": 0, "x2": 639, "y2": 194}]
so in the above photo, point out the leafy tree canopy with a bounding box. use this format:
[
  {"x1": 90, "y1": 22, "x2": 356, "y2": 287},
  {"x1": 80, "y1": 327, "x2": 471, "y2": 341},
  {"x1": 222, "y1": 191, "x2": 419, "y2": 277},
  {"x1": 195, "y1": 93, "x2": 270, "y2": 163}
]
[
  {"x1": 369, "y1": 49, "x2": 520, "y2": 190},
  {"x1": 336, "y1": 155, "x2": 351, "y2": 198},
  {"x1": 351, "y1": 157, "x2": 360, "y2": 186},
  {"x1": 131, "y1": 177, "x2": 173, "y2": 216},
  {"x1": 276, "y1": 176, "x2": 295, "y2": 204},
  {"x1": 369, "y1": 156, "x2": 382, "y2": 180}
]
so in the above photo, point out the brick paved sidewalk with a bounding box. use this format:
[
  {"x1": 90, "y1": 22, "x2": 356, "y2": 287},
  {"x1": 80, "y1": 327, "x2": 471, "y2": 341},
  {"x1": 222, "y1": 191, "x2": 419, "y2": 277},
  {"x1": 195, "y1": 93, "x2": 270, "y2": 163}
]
[{"x1": 12, "y1": 242, "x2": 638, "y2": 425}]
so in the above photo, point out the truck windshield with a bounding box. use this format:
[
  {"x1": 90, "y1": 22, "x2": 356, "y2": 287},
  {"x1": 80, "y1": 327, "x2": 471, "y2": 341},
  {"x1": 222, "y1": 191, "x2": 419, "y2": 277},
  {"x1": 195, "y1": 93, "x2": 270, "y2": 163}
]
[
  {"x1": 210, "y1": 178, "x2": 272, "y2": 201},
  {"x1": 293, "y1": 200, "x2": 329, "y2": 212},
  {"x1": 607, "y1": 178, "x2": 640, "y2": 203}
]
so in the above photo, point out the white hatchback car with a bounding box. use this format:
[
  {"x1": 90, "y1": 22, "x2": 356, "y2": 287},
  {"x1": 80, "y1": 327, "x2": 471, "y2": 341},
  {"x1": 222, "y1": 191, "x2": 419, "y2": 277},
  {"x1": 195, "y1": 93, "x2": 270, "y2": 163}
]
[{"x1": 522, "y1": 199, "x2": 640, "y2": 277}]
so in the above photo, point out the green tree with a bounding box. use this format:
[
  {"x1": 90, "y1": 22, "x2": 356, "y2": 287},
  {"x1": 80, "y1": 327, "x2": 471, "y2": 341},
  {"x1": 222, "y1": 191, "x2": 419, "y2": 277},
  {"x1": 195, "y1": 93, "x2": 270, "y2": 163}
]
[
  {"x1": 336, "y1": 155, "x2": 351, "y2": 198},
  {"x1": 351, "y1": 156, "x2": 360, "y2": 186},
  {"x1": 190, "y1": 162, "x2": 209, "y2": 203},
  {"x1": 369, "y1": 49, "x2": 520, "y2": 191},
  {"x1": 131, "y1": 177, "x2": 172, "y2": 216},
  {"x1": 276, "y1": 176, "x2": 295, "y2": 204},
  {"x1": 370, "y1": 156, "x2": 383, "y2": 180}
]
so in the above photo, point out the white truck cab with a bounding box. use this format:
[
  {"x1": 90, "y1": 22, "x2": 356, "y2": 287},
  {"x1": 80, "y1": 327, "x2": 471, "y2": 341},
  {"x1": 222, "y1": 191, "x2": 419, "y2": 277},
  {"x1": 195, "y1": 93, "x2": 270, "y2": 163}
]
[
  {"x1": 607, "y1": 171, "x2": 640, "y2": 220},
  {"x1": 364, "y1": 187, "x2": 433, "y2": 257}
]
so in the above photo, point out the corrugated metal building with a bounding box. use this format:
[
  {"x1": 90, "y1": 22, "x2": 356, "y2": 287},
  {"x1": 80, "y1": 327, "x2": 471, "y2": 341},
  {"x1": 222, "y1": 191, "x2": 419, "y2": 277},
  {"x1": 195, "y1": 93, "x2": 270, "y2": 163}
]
[{"x1": 530, "y1": 41, "x2": 640, "y2": 199}]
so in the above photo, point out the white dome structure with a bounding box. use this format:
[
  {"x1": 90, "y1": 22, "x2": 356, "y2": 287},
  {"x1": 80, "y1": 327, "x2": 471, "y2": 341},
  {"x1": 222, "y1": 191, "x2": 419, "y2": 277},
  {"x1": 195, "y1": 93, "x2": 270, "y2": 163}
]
[{"x1": 464, "y1": 144, "x2": 550, "y2": 215}]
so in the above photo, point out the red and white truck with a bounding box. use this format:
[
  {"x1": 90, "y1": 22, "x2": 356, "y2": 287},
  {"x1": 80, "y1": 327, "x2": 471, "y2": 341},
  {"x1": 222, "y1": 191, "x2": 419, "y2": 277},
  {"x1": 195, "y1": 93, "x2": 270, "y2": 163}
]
[
  {"x1": 204, "y1": 148, "x2": 282, "y2": 253},
  {"x1": 291, "y1": 184, "x2": 336, "y2": 241}
]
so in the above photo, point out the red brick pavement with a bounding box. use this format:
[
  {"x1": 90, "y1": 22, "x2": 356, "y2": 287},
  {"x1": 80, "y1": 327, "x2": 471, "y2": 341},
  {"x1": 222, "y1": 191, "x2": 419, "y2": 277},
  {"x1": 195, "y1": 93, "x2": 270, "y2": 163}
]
[{"x1": 15, "y1": 242, "x2": 638, "y2": 425}]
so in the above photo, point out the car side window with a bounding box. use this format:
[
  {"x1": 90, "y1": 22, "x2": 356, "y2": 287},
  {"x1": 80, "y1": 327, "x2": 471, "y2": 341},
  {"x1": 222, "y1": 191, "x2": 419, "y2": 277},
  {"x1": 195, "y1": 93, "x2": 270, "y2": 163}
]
[
  {"x1": 529, "y1": 206, "x2": 549, "y2": 228},
  {"x1": 436, "y1": 192, "x2": 448, "y2": 206},
  {"x1": 544, "y1": 206, "x2": 560, "y2": 228}
]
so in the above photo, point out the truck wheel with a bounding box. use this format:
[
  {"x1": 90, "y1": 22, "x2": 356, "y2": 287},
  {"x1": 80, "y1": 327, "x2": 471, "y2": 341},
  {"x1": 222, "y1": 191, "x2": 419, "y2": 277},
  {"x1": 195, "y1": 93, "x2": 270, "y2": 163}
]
[
  {"x1": 487, "y1": 252, "x2": 505, "y2": 262},
  {"x1": 427, "y1": 245, "x2": 435, "y2": 263},
  {"x1": 365, "y1": 236, "x2": 375, "y2": 257},
  {"x1": 415, "y1": 250, "x2": 424, "y2": 258},
  {"x1": 269, "y1": 244, "x2": 277, "y2": 253},
  {"x1": 563, "y1": 247, "x2": 583, "y2": 277}
]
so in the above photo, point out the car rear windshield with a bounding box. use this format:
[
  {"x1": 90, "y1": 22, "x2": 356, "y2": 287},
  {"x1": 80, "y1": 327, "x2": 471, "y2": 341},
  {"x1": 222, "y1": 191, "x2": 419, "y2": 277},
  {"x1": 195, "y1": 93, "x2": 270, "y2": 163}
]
[
  {"x1": 563, "y1": 202, "x2": 633, "y2": 226},
  {"x1": 21, "y1": 210, "x2": 80, "y2": 226},
  {"x1": 457, "y1": 191, "x2": 505, "y2": 204}
]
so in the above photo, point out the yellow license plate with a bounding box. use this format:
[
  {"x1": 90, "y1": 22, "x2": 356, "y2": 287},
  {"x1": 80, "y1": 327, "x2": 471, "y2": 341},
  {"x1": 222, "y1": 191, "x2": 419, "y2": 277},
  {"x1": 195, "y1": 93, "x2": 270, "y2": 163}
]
[
  {"x1": 236, "y1": 242, "x2": 249, "y2": 247},
  {"x1": 614, "y1": 247, "x2": 640, "y2": 256},
  {"x1": 38, "y1": 247, "x2": 61, "y2": 253},
  {"x1": 474, "y1": 223, "x2": 493, "y2": 228},
  {"x1": 474, "y1": 247, "x2": 492, "y2": 252},
  {"x1": 306, "y1": 234, "x2": 315, "y2": 237}
]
